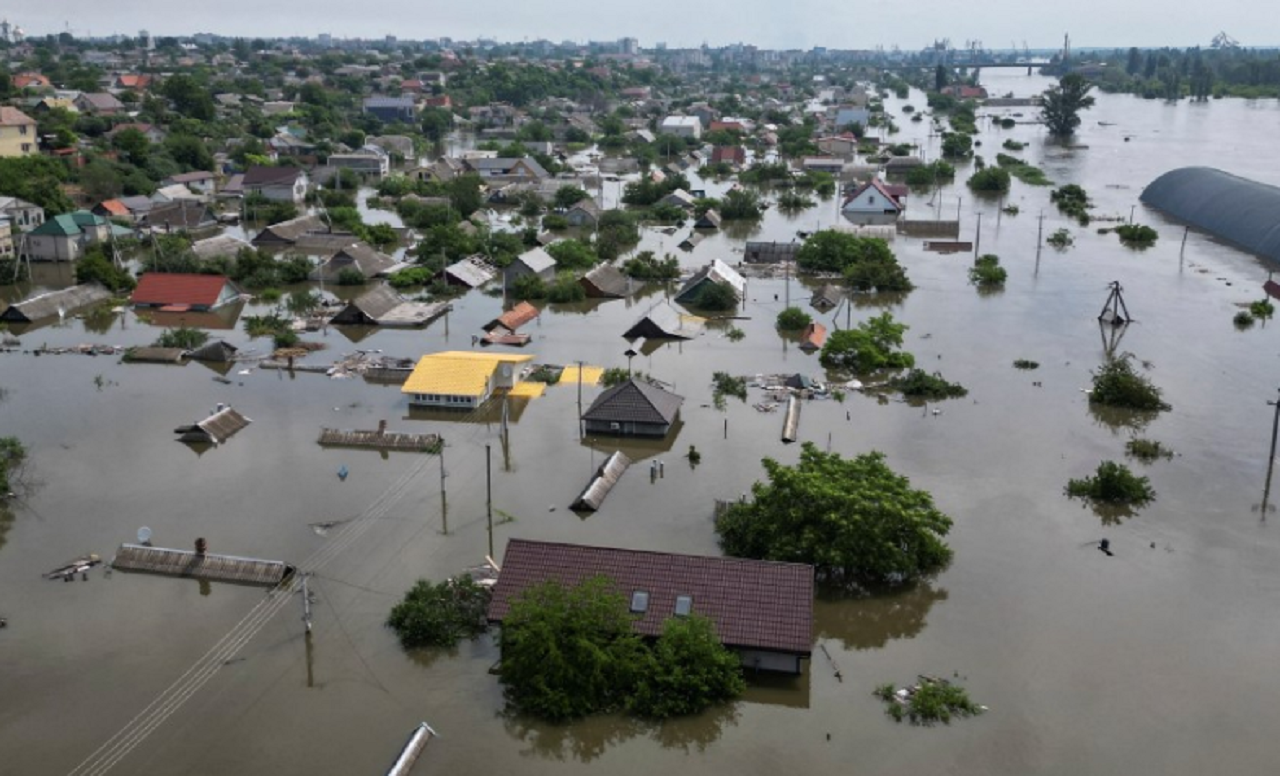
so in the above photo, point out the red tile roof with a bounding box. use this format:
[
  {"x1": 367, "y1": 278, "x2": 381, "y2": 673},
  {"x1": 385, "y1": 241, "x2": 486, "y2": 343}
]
[
  {"x1": 488, "y1": 539, "x2": 814, "y2": 655},
  {"x1": 97, "y1": 199, "x2": 130, "y2": 217},
  {"x1": 484, "y1": 300, "x2": 540, "y2": 332},
  {"x1": 131, "y1": 273, "x2": 235, "y2": 309}
]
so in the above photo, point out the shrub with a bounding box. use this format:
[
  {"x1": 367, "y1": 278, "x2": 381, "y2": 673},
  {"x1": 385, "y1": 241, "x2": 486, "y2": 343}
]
[
  {"x1": 388, "y1": 266, "x2": 435, "y2": 289},
  {"x1": 626, "y1": 615, "x2": 746, "y2": 718},
  {"x1": 153, "y1": 327, "x2": 209, "y2": 350},
  {"x1": 511, "y1": 273, "x2": 547, "y2": 300},
  {"x1": 777, "y1": 191, "x2": 816, "y2": 211},
  {"x1": 1002, "y1": 139, "x2": 1026, "y2": 150},
  {"x1": 875, "y1": 678, "x2": 985, "y2": 725},
  {"x1": 968, "y1": 254, "x2": 1007, "y2": 288},
  {"x1": 546, "y1": 273, "x2": 586, "y2": 303},
  {"x1": 776, "y1": 307, "x2": 812, "y2": 330},
  {"x1": 999, "y1": 117, "x2": 1017, "y2": 129},
  {"x1": 725, "y1": 325, "x2": 745, "y2": 341},
  {"x1": 712, "y1": 371, "x2": 747, "y2": 404},
  {"x1": 1125, "y1": 438, "x2": 1174, "y2": 463},
  {"x1": 336, "y1": 268, "x2": 367, "y2": 286},
  {"x1": 541, "y1": 213, "x2": 568, "y2": 231},
  {"x1": 1066, "y1": 461, "x2": 1156, "y2": 506},
  {"x1": 967, "y1": 167, "x2": 1012, "y2": 193},
  {"x1": 1046, "y1": 228, "x2": 1074, "y2": 249},
  {"x1": 546, "y1": 238, "x2": 597, "y2": 270},
  {"x1": 1235, "y1": 310, "x2": 1256, "y2": 328},
  {"x1": 622, "y1": 250, "x2": 680, "y2": 280},
  {"x1": 940, "y1": 132, "x2": 972, "y2": 159},
  {"x1": 1115, "y1": 223, "x2": 1158, "y2": 247},
  {"x1": 386, "y1": 577, "x2": 492, "y2": 649},
  {"x1": 273, "y1": 329, "x2": 299, "y2": 349},
  {"x1": 995, "y1": 153, "x2": 1052, "y2": 185},
  {"x1": 796, "y1": 231, "x2": 912, "y2": 293},
  {"x1": 904, "y1": 161, "x2": 956, "y2": 187},
  {"x1": 1249, "y1": 299, "x2": 1275, "y2": 319},
  {"x1": 1013, "y1": 359, "x2": 1040, "y2": 370},
  {"x1": 693, "y1": 281, "x2": 739, "y2": 311},
  {"x1": 1090, "y1": 355, "x2": 1171, "y2": 412},
  {"x1": 1051, "y1": 184, "x2": 1091, "y2": 225},
  {"x1": 888, "y1": 369, "x2": 968, "y2": 400}
]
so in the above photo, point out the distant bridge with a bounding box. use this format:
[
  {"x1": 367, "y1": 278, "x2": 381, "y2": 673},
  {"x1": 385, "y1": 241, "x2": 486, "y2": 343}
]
[{"x1": 877, "y1": 61, "x2": 1050, "y2": 72}]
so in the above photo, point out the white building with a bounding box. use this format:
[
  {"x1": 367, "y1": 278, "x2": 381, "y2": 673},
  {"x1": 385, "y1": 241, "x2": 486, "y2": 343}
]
[{"x1": 660, "y1": 116, "x2": 702, "y2": 140}]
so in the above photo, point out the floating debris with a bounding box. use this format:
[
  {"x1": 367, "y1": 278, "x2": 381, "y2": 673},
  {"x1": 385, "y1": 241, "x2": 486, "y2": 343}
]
[{"x1": 44, "y1": 553, "x2": 102, "y2": 581}]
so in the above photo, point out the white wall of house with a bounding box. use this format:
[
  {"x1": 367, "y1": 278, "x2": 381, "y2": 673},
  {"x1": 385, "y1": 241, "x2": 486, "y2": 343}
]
[{"x1": 25, "y1": 234, "x2": 80, "y2": 261}]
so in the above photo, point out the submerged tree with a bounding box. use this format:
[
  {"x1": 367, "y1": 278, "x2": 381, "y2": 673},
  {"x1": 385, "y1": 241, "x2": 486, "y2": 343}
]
[
  {"x1": 715, "y1": 443, "x2": 953, "y2": 586},
  {"x1": 1041, "y1": 73, "x2": 1096, "y2": 138}
]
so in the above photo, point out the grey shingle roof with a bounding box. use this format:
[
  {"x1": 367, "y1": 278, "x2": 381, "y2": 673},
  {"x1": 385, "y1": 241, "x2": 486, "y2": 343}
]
[
  {"x1": 582, "y1": 378, "x2": 683, "y2": 425},
  {"x1": 488, "y1": 539, "x2": 814, "y2": 655}
]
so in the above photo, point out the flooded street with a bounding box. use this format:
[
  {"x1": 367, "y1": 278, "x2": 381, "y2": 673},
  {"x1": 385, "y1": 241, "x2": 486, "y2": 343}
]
[{"x1": 5, "y1": 70, "x2": 1280, "y2": 774}]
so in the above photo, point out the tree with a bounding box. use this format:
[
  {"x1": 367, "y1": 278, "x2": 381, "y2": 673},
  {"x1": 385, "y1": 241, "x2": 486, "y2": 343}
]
[
  {"x1": 112, "y1": 127, "x2": 151, "y2": 166},
  {"x1": 166, "y1": 135, "x2": 214, "y2": 171},
  {"x1": 776, "y1": 307, "x2": 812, "y2": 330},
  {"x1": 0, "y1": 436, "x2": 26, "y2": 496},
  {"x1": 967, "y1": 167, "x2": 1011, "y2": 193},
  {"x1": 934, "y1": 64, "x2": 949, "y2": 92},
  {"x1": 160, "y1": 74, "x2": 216, "y2": 121},
  {"x1": 940, "y1": 132, "x2": 972, "y2": 159},
  {"x1": 719, "y1": 188, "x2": 762, "y2": 220},
  {"x1": 553, "y1": 185, "x2": 588, "y2": 210},
  {"x1": 1041, "y1": 73, "x2": 1096, "y2": 138},
  {"x1": 819, "y1": 312, "x2": 914, "y2": 373},
  {"x1": 796, "y1": 231, "x2": 911, "y2": 293},
  {"x1": 715, "y1": 443, "x2": 953, "y2": 586},
  {"x1": 545, "y1": 238, "x2": 597, "y2": 270},
  {"x1": 498, "y1": 576, "x2": 646, "y2": 721},
  {"x1": 627, "y1": 615, "x2": 746, "y2": 718},
  {"x1": 387, "y1": 577, "x2": 492, "y2": 649},
  {"x1": 75, "y1": 246, "x2": 135, "y2": 292}
]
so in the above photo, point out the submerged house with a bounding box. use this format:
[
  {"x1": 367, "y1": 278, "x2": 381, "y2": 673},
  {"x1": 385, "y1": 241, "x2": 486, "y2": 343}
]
[
  {"x1": 329, "y1": 285, "x2": 450, "y2": 327},
  {"x1": 483, "y1": 300, "x2": 540, "y2": 333},
  {"x1": 579, "y1": 264, "x2": 631, "y2": 298},
  {"x1": 0, "y1": 284, "x2": 111, "y2": 324},
  {"x1": 503, "y1": 247, "x2": 557, "y2": 288},
  {"x1": 488, "y1": 539, "x2": 814, "y2": 674},
  {"x1": 581, "y1": 379, "x2": 683, "y2": 438},
  {"x1": 174, "y1": 404, "x2": 252, "y2": 446},
  {"x1": 674, "y1": 258, "x2": 747, "y2": 307},
  {"x1": 623, "y1": 302, "x2": 706, "y2": 341},
  {"x1": 841, "y1": 178, "x2": 905, "y2": 219},
  {"x1": 744, "y1": 241, "x2": 801, "y2": 264},
  {"x1": 401, "y1": 351, "x2": 534, "y2": 408},
  {"x1": 810, "y1": 284, "x2": 843, "y2": 312},
  {"x1": 440, "y1": 255, "x2": 498, "y2": 288},
  {"x1": 310, "y1": 242, "x2": 399, "y2": 282},
  {"x1": 251, "y1": 214, "x2": 328, "y2": 247},
  {"x1": 131, "y1": 273, "x2": 242, "y2": 312}
]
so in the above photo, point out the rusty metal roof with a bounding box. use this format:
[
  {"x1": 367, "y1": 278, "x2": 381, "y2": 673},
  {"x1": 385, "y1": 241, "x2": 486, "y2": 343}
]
[{"x1": 488, "y1": 539, "x2": 814, "y2": 655}]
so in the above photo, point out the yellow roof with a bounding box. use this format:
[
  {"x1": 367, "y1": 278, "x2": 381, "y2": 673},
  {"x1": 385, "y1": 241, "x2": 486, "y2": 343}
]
[
  {"x1": 559, "y1": 365, "x2": 604, "y2": 387},
  {"x1": 401, "y1": 351, "x2": 535, "y2": 397},
  {"x1": 507, "y1": 381, "x2": 547, "y2": 399}
]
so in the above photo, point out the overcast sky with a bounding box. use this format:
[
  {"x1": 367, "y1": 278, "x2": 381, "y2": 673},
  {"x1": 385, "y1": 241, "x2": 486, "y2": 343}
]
[{"x1": 13, "y1": 1, "x2": 1277, "y2": 50}]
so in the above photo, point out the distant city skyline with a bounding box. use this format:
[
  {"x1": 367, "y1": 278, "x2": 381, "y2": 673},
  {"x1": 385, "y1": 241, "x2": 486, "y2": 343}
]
[{"x1": 8, "y1": 0, "x2": 1276, "y2": 51}]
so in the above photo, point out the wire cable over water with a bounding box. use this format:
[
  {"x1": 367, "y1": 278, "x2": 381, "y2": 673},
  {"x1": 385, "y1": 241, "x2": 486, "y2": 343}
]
[{"x1": 65, "y1": 456, "x2": 432, "y2": 776}]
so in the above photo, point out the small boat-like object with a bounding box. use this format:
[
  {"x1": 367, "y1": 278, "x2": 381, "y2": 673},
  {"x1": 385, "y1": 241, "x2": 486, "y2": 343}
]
[{"x1": 44, "y1": 553, "x2": 102, "y2": 580}]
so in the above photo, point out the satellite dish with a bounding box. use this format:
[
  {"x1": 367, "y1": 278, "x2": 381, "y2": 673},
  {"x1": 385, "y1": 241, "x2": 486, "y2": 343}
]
[{"x1": 137, "y1": 526, "x2": 152, "y2": 544}]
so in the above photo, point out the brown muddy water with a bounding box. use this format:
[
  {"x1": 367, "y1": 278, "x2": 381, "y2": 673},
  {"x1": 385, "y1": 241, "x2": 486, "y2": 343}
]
[{"x1": 4, "y1": 71, "x2": 1280, "y2": 775}]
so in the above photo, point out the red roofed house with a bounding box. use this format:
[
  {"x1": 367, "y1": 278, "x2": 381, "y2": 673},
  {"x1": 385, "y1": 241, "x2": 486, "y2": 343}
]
[
  {"x1": 482, "y1": 300, "x2": 540, "y2": 333},
  {"x1": 92, "y1": 199, "x2": 133, "y2": 222},
  {"x1": 398, "y1": 79, "x2": 425, "y2": 94},
  {"x1": 112, "y1": 73, "x2": 154, "y2": 92},
  {"x1": 708, "y1": 120, "x2": 746, "y2": 133},
  {"x1": 711, "y1": 146, "x2": 746, "y2": 166},
  {"x1": 487, "y1": 538, "x2": 814, "y2": 673},
  {"x1": 842, "y1": 177, "x2": 905, "y2": 217},
  {"x1": 131, "y1": 273, "x2": 242, "y2": 312},
  {"x1": 12, "y1": 73, "x2": 52, "y2": 90},
  {"x1": 422, "y1": 94, "x2": 452, "y2": 109},
  {"x1": 940, "y1": 84, "x2": 989, "y2": 100}
]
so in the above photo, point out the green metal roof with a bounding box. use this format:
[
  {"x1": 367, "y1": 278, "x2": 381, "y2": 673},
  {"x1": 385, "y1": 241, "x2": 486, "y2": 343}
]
[{"x1": 30, "y1": 213, "x2": 81, "y2": 237}]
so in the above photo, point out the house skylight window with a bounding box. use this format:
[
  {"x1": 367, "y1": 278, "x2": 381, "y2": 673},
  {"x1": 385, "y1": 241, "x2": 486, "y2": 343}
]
[
  {"x1": 630, "y1": 591, "x2": 649, "y2": 613},
  {"x1": 674, "y1": 595, "x2": 693, "y2": 617}
]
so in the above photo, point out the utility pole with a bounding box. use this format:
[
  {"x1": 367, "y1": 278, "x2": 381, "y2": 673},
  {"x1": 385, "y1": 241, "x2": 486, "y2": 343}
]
[
  {"x1": 485, "y1": 444, "x2": 494, "y2": 559},
  {"x1": 438, "y1": 442, "x2": 447, "y2": 533},
  {"x1": 974, "y1": 212, "x2": 983, "y2": 258},
  {"x1": 576, "y1": 359, "x2": 585, "y2": 438},
  {"x1": 1263, "y1": 389, "x2": 1280, "y2": 519},
  {"x1": 299, "y1": 573, "x2": 312, "y2": 635}
]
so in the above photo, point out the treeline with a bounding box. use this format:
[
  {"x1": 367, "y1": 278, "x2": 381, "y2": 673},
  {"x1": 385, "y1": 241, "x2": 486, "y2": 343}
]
[{"x1": 1090, "y1": 47, "x2": 1280, "y2": 99}]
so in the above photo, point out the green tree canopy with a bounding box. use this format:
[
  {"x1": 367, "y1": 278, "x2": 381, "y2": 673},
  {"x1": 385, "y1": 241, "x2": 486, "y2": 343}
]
[
  {"x1": 1041, "y1": 73, "x2": 1096, "y2": 138},
  {"x1": 796, "y1": 231, "x2": 911, "y2": 293},
  {"x1": 819, "y1": 312, "x2": 914, "y2": 373},
  {"x1": 715, "y1": 443, "x2": 953, "y2": 586},
  {"x1": 498, "y1": 576, "x2": 646, "y2": 722},
  {"x1": 627, "y1": 615, "x2": 746, "y2": 718}
]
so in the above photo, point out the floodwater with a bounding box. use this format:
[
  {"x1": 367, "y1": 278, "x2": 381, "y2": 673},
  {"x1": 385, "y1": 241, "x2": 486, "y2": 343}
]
[{"x1": 5, "y1": 70, "x2": 1280, "y2": 775}]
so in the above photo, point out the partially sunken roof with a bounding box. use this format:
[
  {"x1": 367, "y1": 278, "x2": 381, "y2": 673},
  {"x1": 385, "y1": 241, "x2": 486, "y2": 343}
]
[
  {"x1": 582, "y1": 379, "x2": 684, "y2": 426},
  {"x1": 1140, "y1": 167, "x2": 1280, "y2": 261},
  {"x1": 488, "y1": 539, "x2": 814, "y2": 655},
  {"x1": 0, "y1": 284, "x2": 111, "y2": 323}
]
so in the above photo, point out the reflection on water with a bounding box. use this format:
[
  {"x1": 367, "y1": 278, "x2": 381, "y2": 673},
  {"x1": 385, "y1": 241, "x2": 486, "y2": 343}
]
[
  {"x1": 0, "y1": 506, "x2": 12, "y2": 552},
  {"x1": 815, "y1": 581, "x2": 949, "y2": 651},
  {"x1": 501, "y1": 701, "x2": 740, "y2": 762},
  {"x1": 1087, "y1": 402, "x2": 1158, "y2": 434}
]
